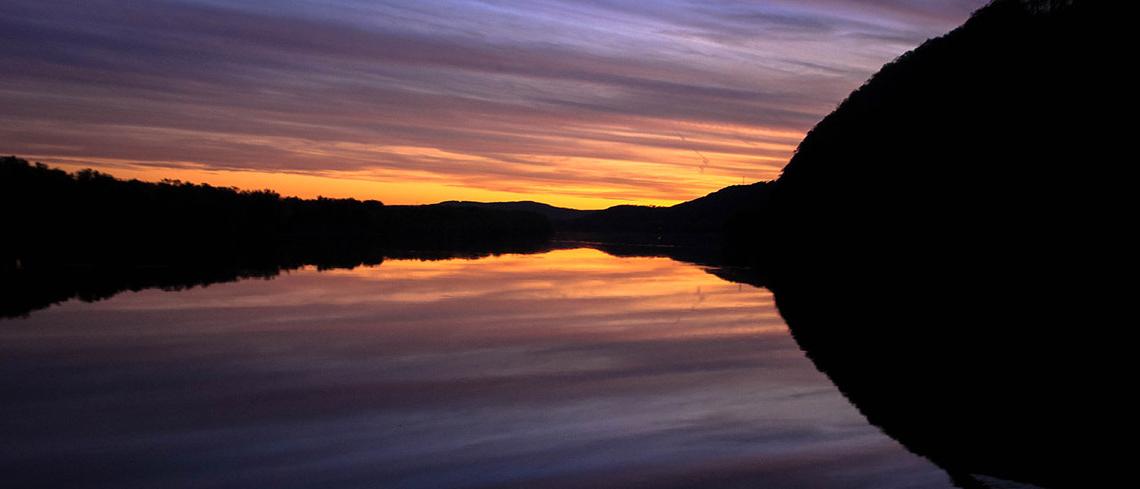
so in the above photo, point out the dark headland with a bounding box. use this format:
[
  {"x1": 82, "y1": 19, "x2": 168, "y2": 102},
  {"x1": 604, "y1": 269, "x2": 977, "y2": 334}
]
[
  {"x1": 766, "y1": 0, "x2": 1128, "y2": 487},
  {"x1": 1, "y1": 0, "x2": 1130, "y2": 486}
]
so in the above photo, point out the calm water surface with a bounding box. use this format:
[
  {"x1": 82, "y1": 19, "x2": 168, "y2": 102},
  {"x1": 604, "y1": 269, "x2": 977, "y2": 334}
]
[{"x1": 1, "y1": 249, "x2": 953, "y2": 488}]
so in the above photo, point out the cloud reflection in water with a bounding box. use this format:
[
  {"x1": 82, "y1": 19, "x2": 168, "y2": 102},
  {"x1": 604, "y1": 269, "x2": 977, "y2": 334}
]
[{"x1": 0, "y1": 249, "x2": 952, "y2": 488}]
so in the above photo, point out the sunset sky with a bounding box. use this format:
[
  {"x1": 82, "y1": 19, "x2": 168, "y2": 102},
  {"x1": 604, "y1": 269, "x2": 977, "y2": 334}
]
[{"x1": 1, "y1": 0, "x2": 986, "y2": 209}]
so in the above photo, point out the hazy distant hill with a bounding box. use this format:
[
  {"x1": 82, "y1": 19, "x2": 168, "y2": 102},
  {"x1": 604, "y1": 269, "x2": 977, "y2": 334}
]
[
  {"x1": 562, "y1": 182, "x2": 773, "y2": 235},
  {"x1": 434, "y1": 200, "x2": 591, "y2": 222},
  {"x1": 551, "y1": 181, "x2": 775, "y2": 238},
  {"x1": 435, "y1": 182, "x2": 773, "y2": 243}
]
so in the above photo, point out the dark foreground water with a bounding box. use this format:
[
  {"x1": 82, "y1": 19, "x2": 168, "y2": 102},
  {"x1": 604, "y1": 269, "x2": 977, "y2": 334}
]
[{"x1": 1, "y1": 248, "x2": 953, "y2": 488}]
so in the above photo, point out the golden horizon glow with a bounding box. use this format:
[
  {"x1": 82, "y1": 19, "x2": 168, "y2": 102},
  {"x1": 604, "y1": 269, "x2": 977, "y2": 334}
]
[
  {"x1": 28, "y1": 122, "x2": 801, "y2": 209},
  {"x1": 38, "y1": 157, "x2": 690, "y2": 210},
  {"x1": 306, "y1": 247, "x2": 787, "y2": 339},
  {"x1": 1, "y1": 1, "x2": 985, "y2": 209}
]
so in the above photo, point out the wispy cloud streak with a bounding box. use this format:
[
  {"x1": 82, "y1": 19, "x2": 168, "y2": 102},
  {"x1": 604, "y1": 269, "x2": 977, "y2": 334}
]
[{"x1": 0, "y1": 0, "x2": 988, "y2": 207}]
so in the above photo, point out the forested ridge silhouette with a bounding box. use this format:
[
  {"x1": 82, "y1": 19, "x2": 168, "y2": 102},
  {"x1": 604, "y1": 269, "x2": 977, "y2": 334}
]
[
  {"x1": 451, "y1": 182, "x2": 774, "y2": 256},
  {"x1": 0, "y1": 155, "x2": 770, "y2": 317},
  {"x1": 764, "y1": 0, "x2": 1127, "y2": 487},
  {"x1": 2, "y1": 154, "x2": 772, "y2": 268},
  {"x1": 561, "y1": 182, "x2": 772, "y2": 235},
  {"x1": 1, "y1": 156, "x2": 552, "y2": 270},
  {"x1": 1, "y1": 156, "x2": 553, "y2": 317}
]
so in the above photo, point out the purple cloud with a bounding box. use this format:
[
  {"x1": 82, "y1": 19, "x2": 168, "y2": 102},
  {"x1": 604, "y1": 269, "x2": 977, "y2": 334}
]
[{"x1": 0, "y1": 0, "x2": 989, "y2": 206}]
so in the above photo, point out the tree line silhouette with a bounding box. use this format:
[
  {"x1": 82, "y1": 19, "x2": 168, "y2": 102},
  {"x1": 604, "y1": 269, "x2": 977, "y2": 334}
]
[
  {"x1": 0, "y1": 154, "x2": 778, "y2": 317},
  {"x1": 763, "y1": 0, "x2": 1124, "y2": 487},
  {"x1": 1, "y1": 153, "x2": 779, "y2": 274},
  {"x1": 1, "y1": 156, "x2": 552, "y2": 271}
]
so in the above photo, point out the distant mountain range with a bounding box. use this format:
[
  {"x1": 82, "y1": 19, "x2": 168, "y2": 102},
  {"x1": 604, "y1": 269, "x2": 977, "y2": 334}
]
[
  {"x1": 435, "y1": 200, "x2": 591, "y2": 222},
  {"x1": 435, "y1": 181, "x2": 773, "y2": 237}
]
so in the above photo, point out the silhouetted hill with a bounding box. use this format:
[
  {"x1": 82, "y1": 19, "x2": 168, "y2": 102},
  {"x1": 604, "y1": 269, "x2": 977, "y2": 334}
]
[
  {"x1": 1, "y1": 157, "x2": 553, "y2": 271},
  {"x1": 435, "y1": 184, "x2": 774, "y2": 255},
  {"x1": 435, "y1": 200, "x2": 590, "y2": 222},
  {"x1": 563, "y1": 182, "x2": 773, "y2": 237},
  {"x1": 765, "y1": 0, "x2": 1125, "y2": 487}
]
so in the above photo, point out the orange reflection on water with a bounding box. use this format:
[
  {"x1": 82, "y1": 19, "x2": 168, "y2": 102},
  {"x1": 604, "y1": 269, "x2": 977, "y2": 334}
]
[
  {"x1": 313, "y1": 248, "x2": 785, "y2": 341},
  {"x1": 0, "y1": 247, "x2": 950, "y2": 489}
]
